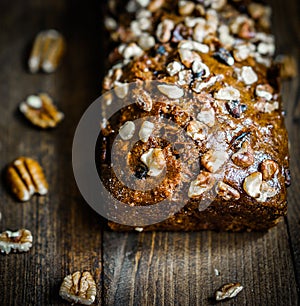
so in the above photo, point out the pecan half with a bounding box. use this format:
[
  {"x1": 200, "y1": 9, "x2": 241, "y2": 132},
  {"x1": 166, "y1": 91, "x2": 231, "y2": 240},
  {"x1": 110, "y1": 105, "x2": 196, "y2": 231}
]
[
  {"x1": 19, "y1": 93, "x2": 64, "y2": 128},
  {"x1": 188, "y1": 171, "x2": 215, "y2": 198},
  {"x1": 6, "y1": 157, "x2": 48, "y2": 202},
  {"x1": 0, "y1": 229, "x2": 33, "y2": 254},
  {"x1": 59, "y1": 271, "x2": 97, "y2": 305},
  {"x1": 28, "y1": 29, "x2": 65, "y2": 73}
]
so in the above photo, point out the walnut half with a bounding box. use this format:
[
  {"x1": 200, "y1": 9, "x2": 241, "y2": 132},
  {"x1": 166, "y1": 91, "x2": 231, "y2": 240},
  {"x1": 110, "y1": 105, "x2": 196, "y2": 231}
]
[
  {"x1": 0, "y1": 229, "x2": 33, "y2": 254},
  {"x1": 59, "y1": 271, "x2": 97, "y2": 305}
]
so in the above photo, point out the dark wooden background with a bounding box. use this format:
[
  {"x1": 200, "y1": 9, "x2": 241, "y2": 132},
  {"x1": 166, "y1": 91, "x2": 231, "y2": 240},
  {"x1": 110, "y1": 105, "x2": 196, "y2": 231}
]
[{"x1": 0, "y1": 0, "x2": 299, "y2": 305}]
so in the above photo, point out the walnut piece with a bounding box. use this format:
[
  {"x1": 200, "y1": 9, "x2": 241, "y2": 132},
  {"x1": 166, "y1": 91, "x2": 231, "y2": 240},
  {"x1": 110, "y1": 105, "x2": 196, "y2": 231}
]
[
  {"x1": 59, "y1": 271, "x2": 97, "y2": 305},
  {"x1": 119, "y1": 121, "x2": 135, "y2": 140},
  {"x1": 157, "y1": 84, "x2": 184, "y2": 99},
  {"x1": 6, "y1": 157, "x2": 48, "y2": 202},
  {"x1": 156, "y1": 19, "x2": 175, "y2": 43},
  {"x1": 139, "y1": 121, "x2": 154, "y2": 143},
  {"x1": 231, "y1": 141, "x2": 254, "y2": 168},
  {"x1": 216, "y1": 181, "x2": 240, "y2": 201},
  {"x1": 28, "y1": 29, "x2": 65, "y2": 73},
  {"x1": 214, "y1": 86, "x2": 240, "y2": 100},
  {"x1": 215, "y1": 282, "x2": 243, "y2": 301},
  {"x1": 261, "y1": 159, "x2": 279, "y2": 180},
  {"x1": 256, "y1": 181, "x2": 279, "y2": 202},
  {"x1": 19, "y1": 93, "x2": 64, "y2": 128},
  {"x1": 188, "y1": 171, "x2": 215, "y2": 198},
  {"x1": 141, "y1": 148, "x2": 166, "y2": 177},
  {"x1": 0, "y1": 229, "x2": 33, "y2": 254},
  {"x1": 201, "y1": 150, "x2": 228, "y2": 173},
  {"x1": 243, "y1": 172, "x2": 262, "y2": 198},
  {"x1": 132, "y1": 87, "x2": 153, "y2": 111},
  {"x1": 186, "y1": 120, "x2": 208, "y2": 141}
]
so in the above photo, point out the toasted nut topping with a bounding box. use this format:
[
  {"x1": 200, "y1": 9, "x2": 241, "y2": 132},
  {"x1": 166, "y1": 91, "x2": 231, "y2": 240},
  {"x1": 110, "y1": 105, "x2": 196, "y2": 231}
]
[
  {"x1": 179, "y1": 48, "x2": 201, "y2": 68},
  {"x1": 138, "y1": 33, "x2": 155, "y2": 50},
  {"x1": 141, "y1": 148, "x2": 166, "y2": 177},
  {"x1": 6, "y1": 157, "x2": 48, "y2": 202},
  {"x1": 214, "y1": 86, "x2": 240, "y2": 100},
  {"x1": 257, "y1": 181, "x2": 279, "y2": 202},
  {"x1": 261, "y1": 159, "x2": 279, "y2": 180},
  {"x1": 186, "y1": 120, "x2": 208, "y2": 141},
  {"x1": 178, "y1": 40, "x2": 209, "y2": 53},
  {"x1": 231, "y1": 141, "x2": 254, "y2": 168},
  {"x1": 119, "y1": 121, "x2": 135, "y2": 140},
  {"x1": 188, "y1": 171, "x2": 215, "y2": 198},
  {"x1": 120, "y1": 42, "x2": 144, "y2": 59},
  {"x1": 156, "y1": 19, "x2": 175, "y2": 43},
  {"x1": 201, "y1": 150, "x2": 228, "y2": 173},
  {"x1": 19, "y1": 93, "x2": 64, "y2": 129},
  {"x1": 148, "y1": 0, "x2": 164, "y2": 12},
  {"x1": 243, "y1": 172, "x2": 262, "y2": 198},
  {"x1": 139, "y1": 121, "x2": 154, "y2": 142},
  {"x1": 178, "y1": 1, "x2": 195, "y2": 16},
  {"x1": 114, "y1": 81, "x2": 129, "y2": 99},
  {"x1": 157, "y1": 84, "x2": 184, "y2": 99},
  {"x1": 192, "y1": 74, "x2": 224, "y2": 93},
  {"x1": 192, "y1": 19, "x2": 206, "y2": 43},
  {"x1": 166, "y1": 61, "x2": 182, "y2": 76},
  {"x1": 241, "y1": 66, "x2": 258, "y2": 85},
  {"x1": 255, "y1": 84, "x2": 273, "y2": 101},
  {"x1": 29, "y1": 30, "x2": 65, "y2": 73},
  {"x1": 254, "y1": 100, "x2": 279, "y2": 113},
  {"x1": 215, "y1": 282, "x2": 243, "y2": 301},
  {"x1": 59, "y1": 271, "x2": 97, "y2": 305},
  {"x1": 0, "y1": 229, "x2": 33, "y2": 254},
  {"x1": 133, "y1": 87, "x2": 153, "y2": 111},
  {"x1": 216, "y1": 181, "x2": 240, "y2": 201},
  {"x1": 196, "y1": 105, "x2": 215, "y2": 127}
]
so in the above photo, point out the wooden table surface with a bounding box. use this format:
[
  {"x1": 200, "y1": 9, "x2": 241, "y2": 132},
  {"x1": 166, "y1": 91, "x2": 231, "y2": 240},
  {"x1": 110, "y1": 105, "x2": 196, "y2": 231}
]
[{"x1": 0, "y1": 0, "x2": 299, "y2": 305}]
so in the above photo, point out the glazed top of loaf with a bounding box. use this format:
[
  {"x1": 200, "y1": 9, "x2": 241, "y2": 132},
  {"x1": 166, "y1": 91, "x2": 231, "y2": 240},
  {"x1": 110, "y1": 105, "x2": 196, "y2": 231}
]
[{"x1": 100, "y1": 0, "x2": 290, "y2": 211}]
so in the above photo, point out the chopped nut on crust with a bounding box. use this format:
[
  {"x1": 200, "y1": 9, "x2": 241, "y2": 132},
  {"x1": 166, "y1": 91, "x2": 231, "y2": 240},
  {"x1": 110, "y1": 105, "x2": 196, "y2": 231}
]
[
  {"x1": 166, "y1": 61, "x2": 182, "y2": 76},
  {"x1": 243, "y1": 172, "x2": 262, "y2": 198},
  {"x1": 260, "y1": 159, "x2": 279, "y2": 181},
  {"x1": 231, "y1": 141, "x2": 254, "y2": 168},
  {"x1": 132, "y1": 87, "x2": 153, "y2": 111},
  {"x1": 196, "y1": 105, "x2": 215, "y2": 127},
  {"x1": 215, "y1": 282, "x2": 243, "y2": 301},
  {"x1": 156, "y1": 19, "x2": 175, "y2": 43},
  {"x1": 178, "y1": 1, "x2": 195, "y2": 16},
  {"x1": 255, "y1": 84, "x2": 273, "y2": 101},
  {"x1": 257, "y1": 181, "x2": 279, "y2": 202},
  {"x1": 188, "y1": 171, "x2": 215, "y2": 198},
  {"x1": 201, "y1": 150, "x2": 228, "y2": 173},
  {"x1": 178, "y1": 48, "x2": 201, "y2": 68},
  {"x1": 119, "y1": 121, "x2": 135, "y2": 140},
  {"x1": 28, "y1": 29, "x2": 65, "y2": 73},
  {"x1": 0, "y1": 229, "x2": 33, "y2": 254},
  {"x1": 157, "y1": 84, "x2": 184, "y2": 99},
  {"x1": 59, "y1": 271, "x2": 97, "y2": 305},
  {"x1": 241, "y1": 66, "x2": 258, "y2": 85},
  {"x1": 6, "y1": 157, "x2": 48, "y2": 202},
  {"x1": 139, "y1": 121, "x2": 154, "y2": 142},
  {"x1": 216, "y1": 181, "x2": 240, "y2": 201},
  {"x1": 19, "y1": 93, "x2": 64, "y2": 129},
  {"x1": 186, "y1": 120, "x2": 208, "y2": 141},
  {"x1": 141, "y1": 148, "x2": 166, "y2": 177},
  {"x1": 214, "y1": 86, "x2": 240, "y2": 100}
]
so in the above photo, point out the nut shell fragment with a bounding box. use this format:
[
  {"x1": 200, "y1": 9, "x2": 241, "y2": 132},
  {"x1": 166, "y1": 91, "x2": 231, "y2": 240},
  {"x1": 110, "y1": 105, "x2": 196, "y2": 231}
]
[
  {"x1": 0, "y1": 229, "x2": 33, "y2": 254},
  {"x1": 6, "y1": 157, "x2": 48, "y2": 202},
  {"x1": 59, "y1": 271, "x2": 97, "y2": 305},
  {"x1": 19, "y1": 93, "x2": 64, "y2": 128}
]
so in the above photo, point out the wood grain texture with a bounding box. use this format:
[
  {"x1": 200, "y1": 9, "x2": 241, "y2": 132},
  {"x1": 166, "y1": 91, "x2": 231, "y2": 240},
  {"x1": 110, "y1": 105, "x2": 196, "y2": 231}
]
[{"x1": 0, "y1": 0, "x2": 299, "y2": 305}]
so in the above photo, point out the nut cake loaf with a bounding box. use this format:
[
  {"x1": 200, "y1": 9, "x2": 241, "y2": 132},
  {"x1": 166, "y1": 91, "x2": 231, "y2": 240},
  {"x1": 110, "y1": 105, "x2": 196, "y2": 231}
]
[{"x1": 99, "y1": 0, "x2": 290, "y2": 231}]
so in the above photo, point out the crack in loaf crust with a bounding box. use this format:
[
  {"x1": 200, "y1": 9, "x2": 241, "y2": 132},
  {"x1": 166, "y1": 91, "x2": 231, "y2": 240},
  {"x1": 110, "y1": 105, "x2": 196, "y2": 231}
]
[{"x1": 99, "y1": 0, "x2": 290, "y2": 231}]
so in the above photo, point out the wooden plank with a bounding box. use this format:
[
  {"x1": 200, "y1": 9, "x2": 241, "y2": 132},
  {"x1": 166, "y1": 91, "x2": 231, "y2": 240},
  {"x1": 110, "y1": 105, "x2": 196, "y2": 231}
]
[
  {"x1": 103, "y1": 223, "x2": 298, "y2": 305},
  {"x1": 102, "y1": 0, "x2": 300, "y2": 305},
  {"x1": 271, "y1": 0, "x2": 300, "y2": 291},
  {"x1": 0, "y1": 0, "x2": 103, "y2": 305}
]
